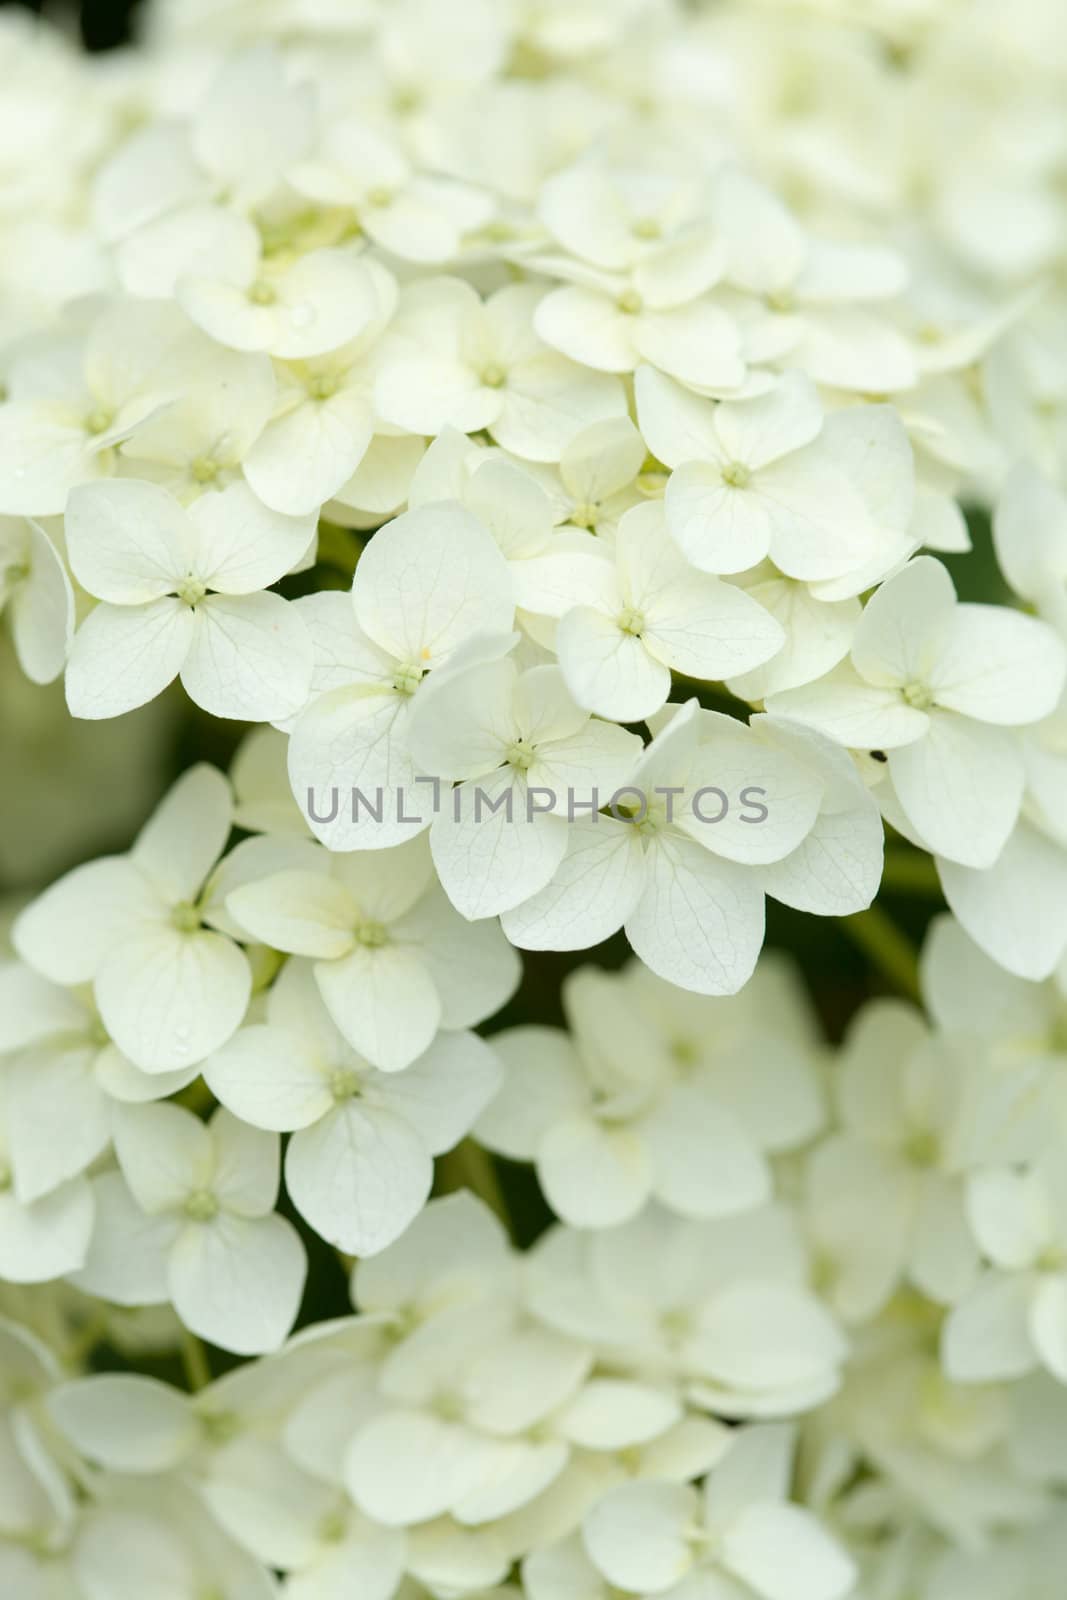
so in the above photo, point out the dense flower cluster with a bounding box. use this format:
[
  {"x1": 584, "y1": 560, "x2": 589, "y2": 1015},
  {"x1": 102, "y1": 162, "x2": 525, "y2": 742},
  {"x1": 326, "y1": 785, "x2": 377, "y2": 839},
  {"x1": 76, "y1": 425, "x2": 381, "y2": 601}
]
[{"x1": 3, "y1": 0, "x2": 1067, "y2": 1594}]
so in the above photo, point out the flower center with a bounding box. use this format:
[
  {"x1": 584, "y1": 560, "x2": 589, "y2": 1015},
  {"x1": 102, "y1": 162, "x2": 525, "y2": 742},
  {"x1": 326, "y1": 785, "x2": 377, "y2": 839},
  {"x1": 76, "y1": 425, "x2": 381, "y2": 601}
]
[
  {"x1": 367, "y1": 186, "x2": 394, "y2": 209},
  {"x1": 354, "y1": 919, "x2": 389, "y2": 949},
  {"x1": 171, "y1": 900, "x2": 202, "y2": 933},
  {"x1": 199, "y1": 1409, "x2": 239, "y2": 1442},
  {"x1": 617, "y1": 288, "x2": 643, "y2": 315},
  {"x1": 318, "y1": 1508, "x2": 349, "y2": 1544},
  {"x1": 176, "y1": 576, "x2": 207, "y2": 607},
  {"x1": 505, "y1": 738, "x2": 536, "y2": 771},
  {"x1": 903, "y1": 681, "x2": 934, "y2": 711},
  {"x1": 632, "y1": 215, "x2": 661, "y2": 240},
  {"x1": 184, "y1": 1189, "x2": 219, "y2": 1223},
  {"x1": 392, "y1": 660, "x2": 423, "y2": 695},
  {"x1": 248, "y1": 278, "x2": 277, "y2": 306},
  {"x1": 617, "y1": 605, "x2": 645, "y2": 637},
  {"x1": 480, "y1": 363, "x2": 507, "y2": 389},
  {"x1": 307, "y1": 371, "x2": 341, "y2": 401},
  {"x1": 84, "y1": 407, "x2": 114, "y2": 436},
  {"x1": 904, "y1": 1128, "x2": 939, "y2": 1166},
  {"x1": 191, "y1": 456, "x2": 221, "y2": 484},
  {"x1": 721, "y1": 461, "x2": 751, "y2": 489},
  {"x1": 434, "y1": 1389, "x2": 465, "y2": 1421},
  {"x1": 329, "y1": 1066, "x2": 363, "y2": 1102}
]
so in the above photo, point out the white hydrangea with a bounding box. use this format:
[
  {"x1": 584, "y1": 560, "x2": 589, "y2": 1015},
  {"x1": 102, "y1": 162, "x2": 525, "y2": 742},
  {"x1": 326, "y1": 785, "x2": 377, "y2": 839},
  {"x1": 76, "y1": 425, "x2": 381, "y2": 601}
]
[{"x1": 5, "y1": 0, "x2": 1067, "y2": 1594}]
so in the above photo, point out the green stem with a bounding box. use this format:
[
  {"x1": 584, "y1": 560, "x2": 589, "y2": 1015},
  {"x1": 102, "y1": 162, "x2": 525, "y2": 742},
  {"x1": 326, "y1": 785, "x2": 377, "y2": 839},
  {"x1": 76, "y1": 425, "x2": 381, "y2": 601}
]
[
  {"x1": 880, "y1": 847, "x2": 942, "y2": 897},
  {"x1": 842, "y1": 903, "x2": 922, "y2": 1003},
  {"x1": 180, "y1": 1329, "x2": 212, "y2": 1392}
]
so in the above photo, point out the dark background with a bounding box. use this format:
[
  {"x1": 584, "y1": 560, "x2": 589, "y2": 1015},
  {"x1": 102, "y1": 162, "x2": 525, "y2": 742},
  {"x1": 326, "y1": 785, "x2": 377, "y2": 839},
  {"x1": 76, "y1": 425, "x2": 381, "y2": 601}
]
[{"x1": 4, "y1": 0, "x2": 141, "y2": 51}]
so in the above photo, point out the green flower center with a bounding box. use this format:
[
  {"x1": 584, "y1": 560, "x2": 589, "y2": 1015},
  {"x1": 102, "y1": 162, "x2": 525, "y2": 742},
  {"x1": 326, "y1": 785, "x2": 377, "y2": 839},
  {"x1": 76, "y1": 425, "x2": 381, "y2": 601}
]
[
  {"x1": 171, "y1": 900, "x2": 202, "y2": 933},
  {"x1": 392, "y1": 660, "x2": 423, "y2": 695},
  {"x1": 329, "y1": 1067, "x2": 363, "y2": 1102},
  {"x1": 307, "y1": 371, "x2": 341, "y2": 401},
  {"x1": 903, "y1": 681, "x2": 934, "y2": 711},
  {"x1": 184, "y1": 1190, "x2": 219, "y2": 1223},
  {"x1": 505, "y1": 738, "x2": 536, "y2": 771},
  {"x1": 176, "y1": 577, "x2": 207, "y2": 608},
  {"x1": 617, "y1": 605, "x2": 646, "y2": 637}
]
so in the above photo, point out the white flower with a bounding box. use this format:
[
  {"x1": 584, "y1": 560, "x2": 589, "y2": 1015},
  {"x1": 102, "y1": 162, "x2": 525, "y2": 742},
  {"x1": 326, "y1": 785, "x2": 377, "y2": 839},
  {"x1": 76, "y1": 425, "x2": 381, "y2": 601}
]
[
  {"x1": 75, "y1": 1102, "x2": 306, "y2": 1356},
  {"x1": 476, "y1": 958, "x2": 822, "y2": 1228},
  {"x1": 920, "y1": 913, "x2": 1067, "y2": 1137},
  {"x1": 514, "y1": 501, "x2": 784, "y2": 722},
  {"x1": 292, "y1": 117, "x2": 492, "y2": 264},
  {"x1": 0, "y1": 515, "x2": 73, "y2": 683},
  {"x1": 343, "y1": 1301, "x2": 591, "y2": 1527},
  {"x1": 204, "y1": 958, "x2": 502, "y2": 1254},
  {"x1": 63, "y1": 477, "x2": 314, "y2": 721},
  {"x1": 114, "y1": 335, "x2": 277, "y2": 505},
  {"x1": 806, "y1": 998, "x2": 982, "y2": 1321},
  {"x1": 582, "y1": 1423, "x2": 856, "y2": 1600},
  {"x1": 937, "y1": 815, "x2": 1067, "y2": 984},
  {"x1": 537, "y1": 161, "x2": 724, "y2": 305},
  {"x1": 993, "y1": 460, "x2": 1067, "y2": 638},
  {"x1": 714, "y1": 169, "x2": 917, "y2": 393},
  {"x1": 771, "y1": 556, "x2": 1067, "y2": 868},
  {"x1": 0, "y1": 960, "x2": 198, "y2": 1209},
  {"x1": 533, "y1": 262, "x2": 746, "y2": 392},
  {"x1": 13, "y1": 765, "x2": 253, "y2": 1072},
  {"x1": 241, "y1": 264, "x2": 396, "y2": 518},
  {"x1": 409, "y1": 655, "x2": 643, "y2": 919},
  {"x1": 231, "y1": 726, "x2": 311, "y2": 837},
  {"x1": 637, "y1": 366, "x2": 904, "y2": 582},
  {"x1": 943, "y1": 1151, "x2": 1067, "y2": 1387},
  {"x1": 503, "y1": 698, "x2": 824, "y2": 995},
  {"x1": 199, "y1": 1438, "x2": 406, "y2": 1600},
  {"x1": 71, "y1": 1495, "x2": 281, "y2": 1600},
  {"x1": 176, "y1": 217, "x2": 390, "y2": 363},
  {"x1": 374, "y1": 278, "x2": 626, "y2": 460},
  {"x1": 0, "y1": 302, "x2": 198, "y2": 516},
  {"x1": 528, "y1": 1203, "x2": 847, "y2": 1418},
  {"x1": 0, "y1": 1082, "x2": 94, "y2": 1285},
  {"x1": 94, "y1": 43, "x2": 316, "y2": 242},
  {"x1": 407, "y1": 428, "x2": 561, "y2": 564},
  {"x1": 287, "y1": 500, "x2": 515, "y2": 851},
  {"x1": 351, "y1": 1189, "x2": 516, "y2": 1328},
  {"x1": 225, "y1": 833, "x2": 520, "y2": 1071},
  {"x1": 548, "y1": 413, "x2": 651, "y2": 541}
]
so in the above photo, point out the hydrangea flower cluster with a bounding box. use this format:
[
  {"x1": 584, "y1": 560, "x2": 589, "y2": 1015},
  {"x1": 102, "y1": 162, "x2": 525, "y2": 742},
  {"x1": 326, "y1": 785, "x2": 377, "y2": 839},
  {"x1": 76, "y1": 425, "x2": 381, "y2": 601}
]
[{"x1": 3, "y1": 0, "x2": 1067, "y2": 1595}]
